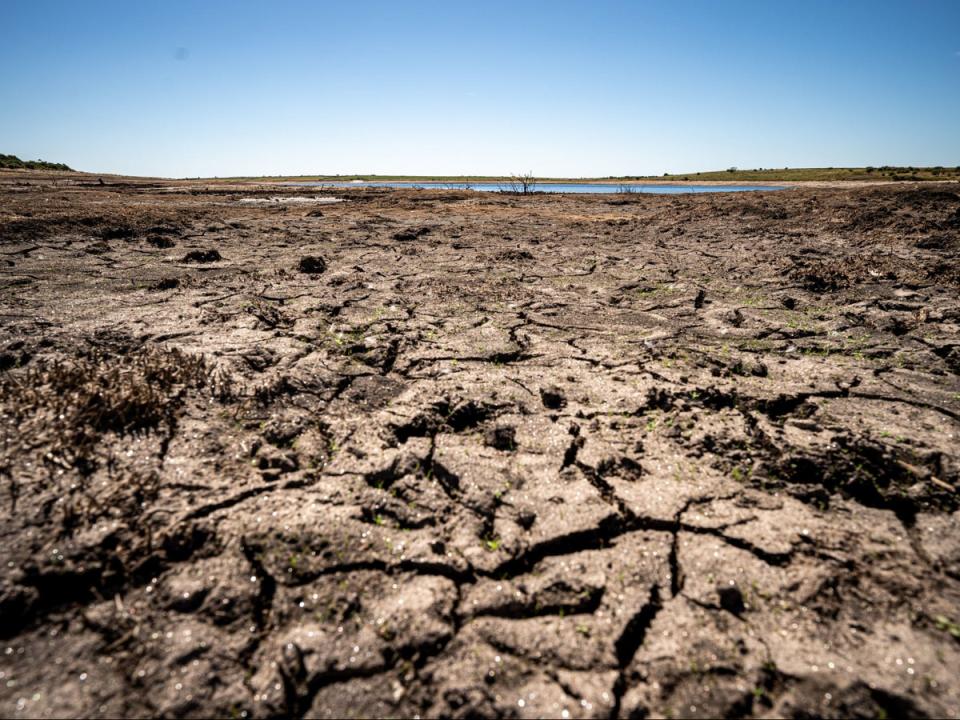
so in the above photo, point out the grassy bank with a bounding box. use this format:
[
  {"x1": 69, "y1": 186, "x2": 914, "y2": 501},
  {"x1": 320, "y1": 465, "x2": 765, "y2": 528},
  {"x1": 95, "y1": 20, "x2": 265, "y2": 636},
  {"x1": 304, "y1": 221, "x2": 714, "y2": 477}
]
[{"x1": 648, "y1": 166, "x2": 960, "y2": 182}]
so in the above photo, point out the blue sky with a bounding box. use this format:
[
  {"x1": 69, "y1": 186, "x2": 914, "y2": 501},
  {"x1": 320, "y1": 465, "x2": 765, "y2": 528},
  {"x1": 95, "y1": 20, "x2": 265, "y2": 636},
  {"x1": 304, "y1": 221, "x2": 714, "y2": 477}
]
[{"x1": 2, "y1": 0, "x2": 959, "y2": 177}]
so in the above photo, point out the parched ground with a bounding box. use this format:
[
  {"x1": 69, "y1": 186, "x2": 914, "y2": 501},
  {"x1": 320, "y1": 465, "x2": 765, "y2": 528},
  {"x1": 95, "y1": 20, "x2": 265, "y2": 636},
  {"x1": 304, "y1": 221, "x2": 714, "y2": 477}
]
[{"x1": 1, "y1": 173, "x2": 960, "y2": 719}]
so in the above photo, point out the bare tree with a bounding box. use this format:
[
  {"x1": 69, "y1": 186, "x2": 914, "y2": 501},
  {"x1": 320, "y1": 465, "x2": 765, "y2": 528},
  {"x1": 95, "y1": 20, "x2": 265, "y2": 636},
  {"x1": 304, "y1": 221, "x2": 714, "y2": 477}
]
[{"x1": 507, "y1": 171, "x2": 536, "y2": 194}]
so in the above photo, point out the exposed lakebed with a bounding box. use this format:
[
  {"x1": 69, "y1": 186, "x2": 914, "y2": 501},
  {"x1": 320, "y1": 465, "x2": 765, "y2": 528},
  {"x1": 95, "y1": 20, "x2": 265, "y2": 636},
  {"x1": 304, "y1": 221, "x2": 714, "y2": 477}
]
[{"x1": 1, "y1": 176, "x2": 958, "y2": 719}]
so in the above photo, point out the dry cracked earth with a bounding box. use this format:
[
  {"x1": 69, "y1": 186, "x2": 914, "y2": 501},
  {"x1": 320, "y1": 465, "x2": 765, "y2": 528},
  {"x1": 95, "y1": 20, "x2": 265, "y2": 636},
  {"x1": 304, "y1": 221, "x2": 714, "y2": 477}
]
[{"x1": 1, "y1": 172, "x2": 960, "y2": 719}]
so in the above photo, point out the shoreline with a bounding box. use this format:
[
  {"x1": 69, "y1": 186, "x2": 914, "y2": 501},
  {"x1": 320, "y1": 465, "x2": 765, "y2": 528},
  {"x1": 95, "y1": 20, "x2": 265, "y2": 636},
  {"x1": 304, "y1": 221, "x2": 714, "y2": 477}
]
[{"x1": 3, "y1": 168, "x2": 959, "y2": 192}]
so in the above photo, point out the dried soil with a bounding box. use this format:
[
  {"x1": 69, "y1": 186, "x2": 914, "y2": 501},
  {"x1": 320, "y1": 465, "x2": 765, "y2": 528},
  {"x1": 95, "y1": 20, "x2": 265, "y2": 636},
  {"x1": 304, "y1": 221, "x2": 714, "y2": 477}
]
[{"x1": 1, "y1": 173, "x2": 960, "y2": 718}]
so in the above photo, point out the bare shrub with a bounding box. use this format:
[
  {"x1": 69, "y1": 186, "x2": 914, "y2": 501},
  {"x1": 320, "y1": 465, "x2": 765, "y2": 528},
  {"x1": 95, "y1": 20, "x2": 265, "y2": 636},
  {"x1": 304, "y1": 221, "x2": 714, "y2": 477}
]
[{"x1": 506, "y1": 171, "x2": 537, "y2": 194}]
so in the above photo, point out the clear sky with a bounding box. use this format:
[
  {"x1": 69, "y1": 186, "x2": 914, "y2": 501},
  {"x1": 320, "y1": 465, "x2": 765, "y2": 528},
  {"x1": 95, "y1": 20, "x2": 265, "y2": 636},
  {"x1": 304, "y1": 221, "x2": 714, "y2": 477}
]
[{"x1": 3, "y1": 0, "x2": 959, "y2": 178}]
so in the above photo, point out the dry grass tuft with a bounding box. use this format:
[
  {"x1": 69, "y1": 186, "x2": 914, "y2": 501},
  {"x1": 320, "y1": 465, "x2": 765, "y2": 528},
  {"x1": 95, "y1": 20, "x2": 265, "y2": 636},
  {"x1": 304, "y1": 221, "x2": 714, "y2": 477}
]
[{"x1": 1, "y1": 345, "x2": 212, "y2": 476}]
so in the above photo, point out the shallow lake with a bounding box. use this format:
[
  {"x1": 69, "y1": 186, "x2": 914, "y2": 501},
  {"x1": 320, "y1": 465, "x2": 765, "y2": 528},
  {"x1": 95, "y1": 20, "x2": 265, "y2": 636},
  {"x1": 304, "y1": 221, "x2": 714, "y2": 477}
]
[{"x1": 286, "y1": 181, "x2": 785, "y2": 194}]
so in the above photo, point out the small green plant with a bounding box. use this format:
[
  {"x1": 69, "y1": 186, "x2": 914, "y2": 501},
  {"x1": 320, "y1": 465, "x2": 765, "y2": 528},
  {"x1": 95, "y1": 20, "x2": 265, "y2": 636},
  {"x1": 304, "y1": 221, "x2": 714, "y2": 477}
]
[
  {"x1": 484, "y1": 537, "x2": 502, "y2": 552},
  {"x1": 934, "y1": 615, "x2": 960, "y2": 639}
]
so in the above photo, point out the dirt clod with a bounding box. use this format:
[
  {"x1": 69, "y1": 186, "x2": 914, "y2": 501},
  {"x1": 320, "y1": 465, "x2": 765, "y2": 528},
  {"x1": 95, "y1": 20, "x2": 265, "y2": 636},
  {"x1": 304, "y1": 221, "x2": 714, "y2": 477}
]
[
  {"x1": 152, "y1": 277, "x2": 180, "y2": 291},
  {"x1": 393, "y1": 226, "x2": 432, "y2": 241},
  {"x1": 146, "y1": 234, "x2": 176, "y2": 248},
  {"x1": 717, "y1": 583, "x2": 746, "y2": 615},
  {"x1": 540, "y1": 385, "x2": 567, "y2": 409},
  {"x1": 297, "y1": 255, "x2": 327, "y2": 274},
  {"x1": 182, "y1": 248, "x2": 221, "y2": 263},
  {"x1": 484, "y1": 424, "x2": 517, "y2": 451}
]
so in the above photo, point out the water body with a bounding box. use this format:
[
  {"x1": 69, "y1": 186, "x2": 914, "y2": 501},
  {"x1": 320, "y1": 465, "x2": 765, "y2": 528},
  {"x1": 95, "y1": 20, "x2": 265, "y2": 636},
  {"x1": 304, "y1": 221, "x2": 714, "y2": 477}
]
[{"x1": 286, "y1": 181, "x2": 785, "y2": 194}]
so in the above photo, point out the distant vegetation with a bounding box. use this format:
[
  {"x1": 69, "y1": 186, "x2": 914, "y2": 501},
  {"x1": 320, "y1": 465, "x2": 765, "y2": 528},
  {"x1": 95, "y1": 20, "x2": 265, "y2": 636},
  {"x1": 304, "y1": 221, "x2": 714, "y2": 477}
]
[
  {"x1": 643, "y1": 166, "x2": 960, "y2": 182},
  {"x1": 0, "y1": 153, "x2": 73, "y2": 171}
]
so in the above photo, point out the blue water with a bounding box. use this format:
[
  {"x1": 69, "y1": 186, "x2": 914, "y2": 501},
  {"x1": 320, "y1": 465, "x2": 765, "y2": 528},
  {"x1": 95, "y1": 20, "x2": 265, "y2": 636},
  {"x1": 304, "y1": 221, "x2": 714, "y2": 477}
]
[{"x1": 286, "y1": 181, "x2": 785, "y2": 194}]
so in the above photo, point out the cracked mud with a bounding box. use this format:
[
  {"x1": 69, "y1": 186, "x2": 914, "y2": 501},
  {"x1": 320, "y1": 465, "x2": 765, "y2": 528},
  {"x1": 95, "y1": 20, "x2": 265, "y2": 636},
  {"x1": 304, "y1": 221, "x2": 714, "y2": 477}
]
[{"x1": 1, "y1": 174, "x2": 960, "y2": 718}]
